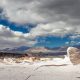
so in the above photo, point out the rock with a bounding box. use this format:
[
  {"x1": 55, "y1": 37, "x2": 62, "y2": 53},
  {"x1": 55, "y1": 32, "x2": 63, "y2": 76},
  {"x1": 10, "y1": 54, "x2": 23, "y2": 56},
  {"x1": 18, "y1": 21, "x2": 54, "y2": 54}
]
[{"x1": 67, "y1": 47, "x2": 80, "y2": 65}]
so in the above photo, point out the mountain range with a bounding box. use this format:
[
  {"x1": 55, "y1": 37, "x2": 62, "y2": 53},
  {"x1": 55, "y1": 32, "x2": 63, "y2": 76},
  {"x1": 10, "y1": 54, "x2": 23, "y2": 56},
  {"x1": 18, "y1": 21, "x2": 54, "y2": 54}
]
[{"x1": 0, "y1": 45, "x2": 80, "y2": 54}]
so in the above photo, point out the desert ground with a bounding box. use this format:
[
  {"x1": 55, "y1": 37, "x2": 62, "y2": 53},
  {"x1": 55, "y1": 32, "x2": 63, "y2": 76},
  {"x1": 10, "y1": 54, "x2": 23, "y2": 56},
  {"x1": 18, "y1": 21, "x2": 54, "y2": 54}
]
[
  {"x1": 0, "y1": 58, "x2": 80, "y2": 80},
  {"x1": 0, "y1": 47, "x2": 80, "y2": 80}
]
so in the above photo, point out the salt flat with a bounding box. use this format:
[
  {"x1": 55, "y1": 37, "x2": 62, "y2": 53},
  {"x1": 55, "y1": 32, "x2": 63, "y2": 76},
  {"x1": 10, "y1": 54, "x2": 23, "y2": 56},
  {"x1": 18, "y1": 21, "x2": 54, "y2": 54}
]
[{"x1": 0, "y1": 61, "x2": 80, "y2": 80}]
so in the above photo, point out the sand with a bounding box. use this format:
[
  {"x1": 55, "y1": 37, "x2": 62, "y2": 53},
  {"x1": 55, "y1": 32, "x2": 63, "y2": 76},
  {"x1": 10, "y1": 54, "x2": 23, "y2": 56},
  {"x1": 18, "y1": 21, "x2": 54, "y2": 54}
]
[{"x1": 0, "y1": 58, "x2": 80, "y2": 80}]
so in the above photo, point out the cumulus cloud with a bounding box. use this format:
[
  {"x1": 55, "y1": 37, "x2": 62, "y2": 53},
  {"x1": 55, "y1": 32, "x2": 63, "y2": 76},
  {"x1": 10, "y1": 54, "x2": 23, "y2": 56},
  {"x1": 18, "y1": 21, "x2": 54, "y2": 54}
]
[
  {"x1": 0, "y1": 0, "x2": 80, "y2": 45},
  {"x1": 65, "y1": 41, "x2": 80, "y2": 46},
  {"x1": 1, "y1": 0, "x2": 80, "y2": 24},
  {"x1": 0, "y1": 0, "x2": 80, "y2": 34},
  {"x1": 0, "y1": 25, "x2": 36, "y2": 49},
  {"x1": 69, "y1": 34, "x2": 80, "y2": 39},
  {"x1": 28, "y1": 22, "x2": 80, "y2": 38},
  {"x1": 0, "y1": 0, "x2": 45, "y2": 23},
  {"x1": 35, "y1": 0, "x2": 80, "y2": 24}
]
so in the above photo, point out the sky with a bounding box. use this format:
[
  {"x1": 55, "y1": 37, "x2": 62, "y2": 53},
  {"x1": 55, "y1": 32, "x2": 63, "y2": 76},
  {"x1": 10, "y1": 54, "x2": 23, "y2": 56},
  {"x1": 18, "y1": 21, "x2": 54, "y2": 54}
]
[{"x1": 0, "y1": 0, "x2": 80, "y2": 49}]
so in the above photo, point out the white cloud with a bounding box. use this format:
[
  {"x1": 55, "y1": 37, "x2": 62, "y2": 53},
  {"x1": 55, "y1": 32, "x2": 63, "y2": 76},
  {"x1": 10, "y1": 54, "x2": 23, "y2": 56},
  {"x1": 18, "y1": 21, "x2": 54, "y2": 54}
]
[
  {"x1": 69, "y1": 34, "x2": 80, "y2": 39},
  {"x1": 0, "y1": 0, "x2": 80, "y2": 25},
  {"x1": 65, "y1": 41, "x2": 80, "y2": 46},
  {"x1": 28, "y1": 21, "x2": 80, "y2": 38},
  {"x1": 0, "y1": 25, "x2": 36, "y2": 49},
  {"x1": 0, "y1": 0, "x2": 80, "y2": 42},
  {"x1": 0, "y1": 0, "x2": 45, "y2": 24}
]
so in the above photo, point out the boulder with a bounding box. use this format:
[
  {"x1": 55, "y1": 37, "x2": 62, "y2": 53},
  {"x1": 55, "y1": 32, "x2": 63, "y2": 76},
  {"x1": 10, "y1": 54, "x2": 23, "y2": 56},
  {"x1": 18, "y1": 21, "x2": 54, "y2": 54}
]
[{"x1": 67, "y1": 47, "x2": 80, "y2": 65}]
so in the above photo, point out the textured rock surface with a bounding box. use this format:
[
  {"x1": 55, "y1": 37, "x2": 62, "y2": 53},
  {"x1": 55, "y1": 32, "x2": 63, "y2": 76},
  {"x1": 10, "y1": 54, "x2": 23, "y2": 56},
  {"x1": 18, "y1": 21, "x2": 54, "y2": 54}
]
[{"x1": 67, "y1": 47, "x2": 80, "y2": 65}]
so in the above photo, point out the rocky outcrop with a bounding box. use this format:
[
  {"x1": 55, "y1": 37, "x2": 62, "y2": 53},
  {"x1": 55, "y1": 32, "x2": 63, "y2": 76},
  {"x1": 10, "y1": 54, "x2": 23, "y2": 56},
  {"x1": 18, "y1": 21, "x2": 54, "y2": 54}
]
[{"x1": 67, "y1": 47, "x2": 80, "y2": 65}]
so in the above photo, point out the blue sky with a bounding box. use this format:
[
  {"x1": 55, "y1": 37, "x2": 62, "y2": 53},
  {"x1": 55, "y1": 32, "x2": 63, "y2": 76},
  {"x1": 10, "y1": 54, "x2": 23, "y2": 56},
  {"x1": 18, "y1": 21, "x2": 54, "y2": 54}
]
[
  {"x1": 0, "y1": 0, "x2": 80, "y2": 49},
  {"x1": 35, "y1": 36, "x2": 70, "y2": 48},
  {"x1": 0, "y1": 18, "x2": 80, "y2": 48},
  {"x1": 0, "y1": 19, "x2": 34, "y2": 33}
]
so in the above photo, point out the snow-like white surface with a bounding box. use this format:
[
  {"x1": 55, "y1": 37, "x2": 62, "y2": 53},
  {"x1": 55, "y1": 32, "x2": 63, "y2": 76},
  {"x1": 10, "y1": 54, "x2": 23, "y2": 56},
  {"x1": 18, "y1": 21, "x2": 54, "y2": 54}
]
[{"x1": 0, "y1": 57, "x2": 80, "y2": 80}]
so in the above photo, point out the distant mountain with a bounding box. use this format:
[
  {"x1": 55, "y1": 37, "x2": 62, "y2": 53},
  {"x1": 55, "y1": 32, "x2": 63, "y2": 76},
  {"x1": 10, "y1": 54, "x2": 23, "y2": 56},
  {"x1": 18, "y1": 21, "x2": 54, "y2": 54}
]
[
  {"x1": 0, "y1": 46, "x2": 68, "y2": 56},
  {"x1": 1, "y1": 48, "x2": 11, "y2": 51},
  {"x1": 0, "y1": 46, "x2": 68, "y2": 52},
  {"x1": 11, "y1": 46, "x2": 30, "y2": 51},
  {"x1": 27, "y1": 46, "x2": 79, "y2": 57},
  {"x1": 27, "y1": 47, "x2": 49, "y2": 53},
  {"x1": 45, "y1": 46, "x2": 68, "y2": 51},
  {"x1": 26, "y1": 46, "x2": 67, "y2": 56},
  {"x1": 0, "y1": 46, "x2": 30, "y2": 52}
]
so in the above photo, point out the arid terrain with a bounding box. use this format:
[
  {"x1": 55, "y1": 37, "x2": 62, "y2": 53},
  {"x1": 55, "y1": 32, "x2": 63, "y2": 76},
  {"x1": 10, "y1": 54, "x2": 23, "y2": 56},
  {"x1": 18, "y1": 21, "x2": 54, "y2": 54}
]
[
  {"x1": 0, "y1": 57, "x2": 80, "y2": 80},
  {"x1": 0, "y1": 47, "x2": 80, "y2": 80}
]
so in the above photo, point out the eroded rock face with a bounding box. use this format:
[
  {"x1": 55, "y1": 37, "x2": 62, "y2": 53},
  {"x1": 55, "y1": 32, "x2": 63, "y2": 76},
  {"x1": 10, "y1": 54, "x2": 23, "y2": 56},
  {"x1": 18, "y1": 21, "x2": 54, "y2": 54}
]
[{"x1": 67, "y1": 47, "x2": 80, "y2": 65}]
